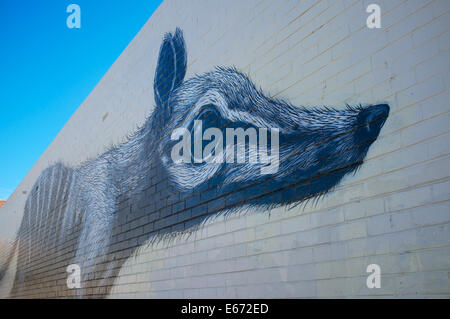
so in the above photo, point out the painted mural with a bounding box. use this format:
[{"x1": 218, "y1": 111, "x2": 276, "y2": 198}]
[{"x1": 0, "y1": 28, "x2": 389, "y2": 297}]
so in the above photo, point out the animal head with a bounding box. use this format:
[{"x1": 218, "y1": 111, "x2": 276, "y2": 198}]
[{"x1": 151, "y1": 28, "x2": 389, "y2": 208}]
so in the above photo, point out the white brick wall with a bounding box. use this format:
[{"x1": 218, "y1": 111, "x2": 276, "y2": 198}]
[{"x1": 1, "y1": 0, "x2": 449, "y2": 298}]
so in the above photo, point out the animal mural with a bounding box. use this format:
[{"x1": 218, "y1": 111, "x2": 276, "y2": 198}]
[{"x1": 0, "y1": 28, "x2": 389, "y2": 297}]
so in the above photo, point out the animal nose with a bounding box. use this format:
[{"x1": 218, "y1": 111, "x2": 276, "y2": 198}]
[
  {"x1": 370, "y1": 104, "x2": 390, "y2": 120},
  {"x1": 357, "y1": 104, "x2": 390, "y2": 137}
]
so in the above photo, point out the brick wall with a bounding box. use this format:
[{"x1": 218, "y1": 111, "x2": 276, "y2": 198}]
[{"x1": 0, "y1": 0, "x2": 449, "y2": 298}]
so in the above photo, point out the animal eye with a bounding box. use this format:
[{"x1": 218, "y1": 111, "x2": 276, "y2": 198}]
[{"x1": 196, "y1": 104, "x2": 221, "y2": 127}]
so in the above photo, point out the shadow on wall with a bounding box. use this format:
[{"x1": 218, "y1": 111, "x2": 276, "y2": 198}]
[{"x1": 0, "y1": 28, "x2": 389, "y2": 298}]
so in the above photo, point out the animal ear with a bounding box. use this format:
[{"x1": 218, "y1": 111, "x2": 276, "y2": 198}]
[{"x1": 154, "y1": 28, "x2": 187, "y2": 114}]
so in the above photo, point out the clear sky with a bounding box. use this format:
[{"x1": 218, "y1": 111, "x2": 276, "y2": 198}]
[{"x1": 0, "y1": 0, "x2": 162, "y2": 200}]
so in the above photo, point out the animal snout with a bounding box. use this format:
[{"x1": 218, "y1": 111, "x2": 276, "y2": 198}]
[{"x1": 357, "y1": 104, "x2": 390, "y2": 139}]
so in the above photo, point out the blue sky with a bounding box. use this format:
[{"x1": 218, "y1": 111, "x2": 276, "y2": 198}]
[{"x1": 0, "y1": 0, "x2": 162, "y2": 200}]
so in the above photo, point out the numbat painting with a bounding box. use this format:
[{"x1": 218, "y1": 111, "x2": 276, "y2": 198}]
[{"x1": 0, "y1": 28, "x2": 389, "y2": 297}]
